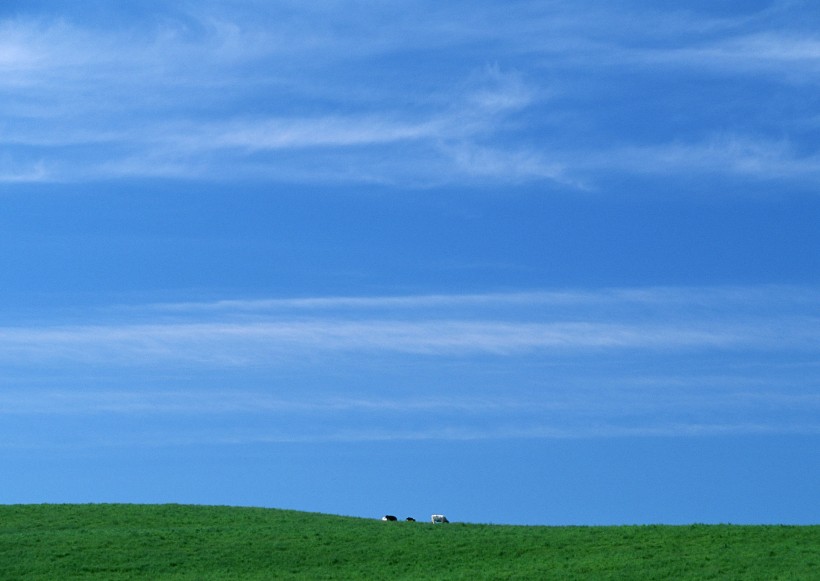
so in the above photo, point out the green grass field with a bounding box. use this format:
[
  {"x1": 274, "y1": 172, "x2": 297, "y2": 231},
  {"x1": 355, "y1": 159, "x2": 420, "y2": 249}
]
[{"x1": 0, "y1": 504, "x2": 817, "y2": 580}]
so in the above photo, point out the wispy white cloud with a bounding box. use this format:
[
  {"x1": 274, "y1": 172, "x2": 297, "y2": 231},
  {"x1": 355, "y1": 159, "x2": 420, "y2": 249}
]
[
  {"x1": 443, "y1": 143, "x2": 570, "y2": 185},
  {"x1": 0, "y1": 320, "x2": 756, "y2": 365},
  {"x1": 3, "y1": 283, "x2": 818, "y2": 447},
  {"x1": 3, "y1": 286, "x2": 818, "y2": 366},
  {"x1": 0, "y1": 6, "x2": 560, "y2": 181},
  {"x1": 3, "y1": 418, "x2": 816, "y2": 450},
  {"x1": 3, "y1": 372, "x2": 817, "y2": 448},
  {"x1": 642, "y1": 33, "x2": 820, "y2": 79},
  {"x1": 169, "y1": 423, "x2": 819, "y2": 447},
  {"x1": 0, "y1": 62, "x2": 548, "y2": 185},
  {"x1": 2, "y1": 2, "x2": 819, "y2": 186},
  {"x1": 191, "y1": 117, "x2": 442, "y2": 150},
  {"x1": 0, "y1": 390, "x2": 572, "y2": 416},
  {"x1": 583, "y1": 135, "x2": 820, "y2": 180},
  {"x1": 4, "y1": 374, "x2": 816, "y2": 419},
  {"x1": 141, "y1": 284, "x2": 820, "y2": 315},
  {"x1": 0, "y1": 157, "x2": 48, "y2": 182}
]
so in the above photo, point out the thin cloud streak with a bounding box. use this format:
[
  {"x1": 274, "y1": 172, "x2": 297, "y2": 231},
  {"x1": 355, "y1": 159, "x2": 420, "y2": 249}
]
[
  {"x1": 2, "y1": 286, "x2": 819, "y2": 365},
  {"x1": 3, "y1": 421, "x2": 817, "y2": 451},
  {"x1": 642, "y1": 34, "x2": 820, "y2": 78},
  {"x1": 144, "y1": 284, "x2": 820, "y2": 313},
  {"x1": 0, "y1": 390, "x2": 575, "y2": 416},
  {"x1": 3, "y1": 384, "x2": 815, "y2": 418},
  {"x1": 582, "y1": 136, "x2": 820, "y2": 180},
  {"x1": 0, "y1": 320, "x2": 765, "y2": 364}
]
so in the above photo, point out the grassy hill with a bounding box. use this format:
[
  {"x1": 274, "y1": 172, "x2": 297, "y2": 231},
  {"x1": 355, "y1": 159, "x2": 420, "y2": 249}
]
[{"x1": 0, "y1": 504, "x2": 817, "y2": 580}]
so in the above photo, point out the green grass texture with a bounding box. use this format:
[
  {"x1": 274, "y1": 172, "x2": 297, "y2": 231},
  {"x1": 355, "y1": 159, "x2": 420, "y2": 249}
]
[{"x1": 1, "y1": 504, "x2": 817, "y2": 580}]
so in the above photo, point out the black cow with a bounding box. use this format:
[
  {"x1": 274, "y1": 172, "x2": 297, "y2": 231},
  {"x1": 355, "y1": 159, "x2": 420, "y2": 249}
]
[
  {"x1": 381, "y1": 515, "x2": 398, "y2": 521},
  {"x1": 406, "y1": 517, "x2": 416, "y2": 522}
]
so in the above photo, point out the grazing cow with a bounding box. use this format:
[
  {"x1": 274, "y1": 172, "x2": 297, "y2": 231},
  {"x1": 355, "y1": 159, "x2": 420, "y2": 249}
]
[
  {"x1": 406, "y1": 517, "x2": 416, "y2": 522},
  {"x1": 382, "y1": 515, "x2": 398, "y2": 521},
  {"x1": 431, "y1": 514, "x2": 449, "y2": 524}
]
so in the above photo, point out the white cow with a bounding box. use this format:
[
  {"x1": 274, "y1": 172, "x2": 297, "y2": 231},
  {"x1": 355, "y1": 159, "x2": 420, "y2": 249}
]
[{"x1": 431, "y1": 514, "x2": 449, "y2": 524}]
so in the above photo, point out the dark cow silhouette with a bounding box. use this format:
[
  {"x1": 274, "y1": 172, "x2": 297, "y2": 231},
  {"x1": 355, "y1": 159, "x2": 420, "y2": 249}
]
[
  {"x1": 406, "y1": 517, "x2": 416, "y2": 522},
  {"x1": 381, "y1": 515, "x2": 398, "y2": 521}
]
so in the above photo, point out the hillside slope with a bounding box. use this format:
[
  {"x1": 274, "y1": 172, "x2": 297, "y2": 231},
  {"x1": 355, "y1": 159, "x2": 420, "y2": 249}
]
[{"x1": 0, "y1": 504, "x2": 817, "y2": 580}]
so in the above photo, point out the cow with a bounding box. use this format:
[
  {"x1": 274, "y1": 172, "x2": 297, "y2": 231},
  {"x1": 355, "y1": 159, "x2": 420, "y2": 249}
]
[
  {"x1": 431, "y1": 514, "x2": 449, "y2": 524},
  {"x1": 405, "y1": 517, "x2": 416, "y2": 522},
  {"x1": 381, "y1": 515, "x2": 398, "y2": 521}
]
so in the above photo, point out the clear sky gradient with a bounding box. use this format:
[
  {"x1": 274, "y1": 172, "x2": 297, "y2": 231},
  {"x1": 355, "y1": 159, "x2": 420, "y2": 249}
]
[{"x1": 1, "y1": 1, "x2": 818, "y2": 525}]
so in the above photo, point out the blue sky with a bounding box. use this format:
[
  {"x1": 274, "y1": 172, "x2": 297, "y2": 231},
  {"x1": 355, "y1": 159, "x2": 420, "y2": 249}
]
[{"x1": 1, "y1": 0, "x2": 819, "y2": 525}]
